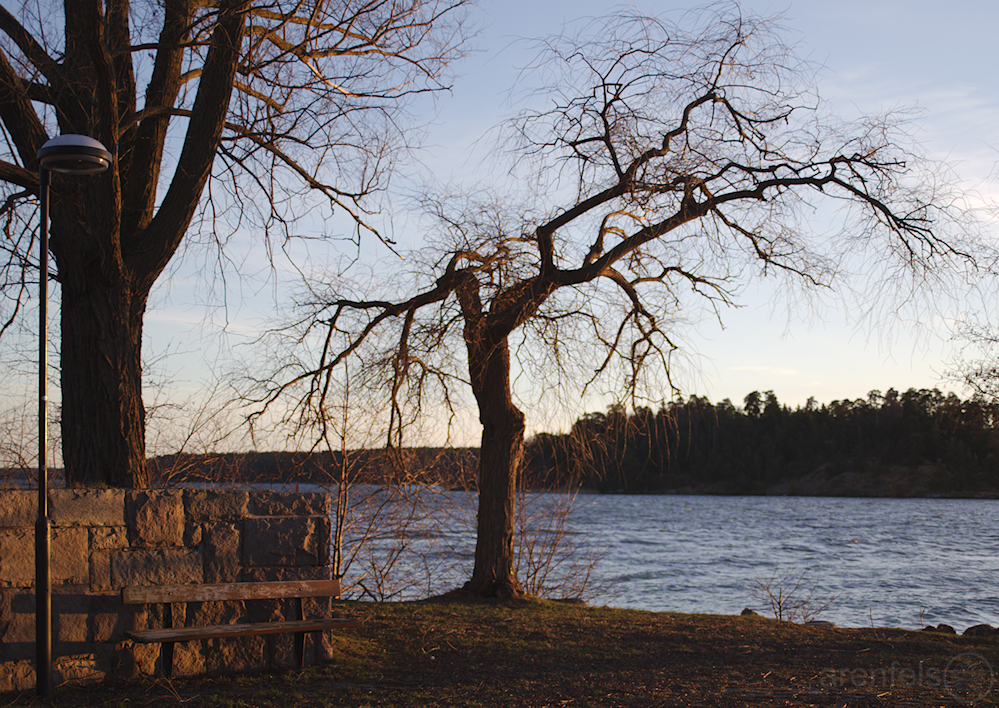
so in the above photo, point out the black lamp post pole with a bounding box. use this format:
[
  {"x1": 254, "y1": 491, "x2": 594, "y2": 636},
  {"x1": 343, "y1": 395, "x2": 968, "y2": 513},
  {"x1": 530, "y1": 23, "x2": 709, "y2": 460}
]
[
  {"x1": 34, "y1": 135, "x2": 111, "y2": 699},
  {"x1": 35, "y1": 164, "x2": 52, "y2": 700}
]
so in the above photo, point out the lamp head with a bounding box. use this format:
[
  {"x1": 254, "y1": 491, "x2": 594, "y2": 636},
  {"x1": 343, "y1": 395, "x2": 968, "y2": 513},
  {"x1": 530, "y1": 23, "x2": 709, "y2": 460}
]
[{"x1": 37, "y1": 135, "x2": 112, "y2": 175}]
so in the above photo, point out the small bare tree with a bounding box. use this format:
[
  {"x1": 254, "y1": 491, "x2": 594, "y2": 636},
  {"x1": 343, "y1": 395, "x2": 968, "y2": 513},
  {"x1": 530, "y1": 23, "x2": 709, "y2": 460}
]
[
  {"x1": 252, "y1": 4, "x2": 978, "y2": 598},
  {"x1": 270, "y1": 350, "x2": 477, "y2": 601},
  {"x1": 751, "y1": 568, "x2": 835, "y2": 623},
  {"x1": 0, "y1": 395, "x2": 37, "y2": 487},
  {"x1": 515, "y1": 489, "x2": 603, "y2": 601}
]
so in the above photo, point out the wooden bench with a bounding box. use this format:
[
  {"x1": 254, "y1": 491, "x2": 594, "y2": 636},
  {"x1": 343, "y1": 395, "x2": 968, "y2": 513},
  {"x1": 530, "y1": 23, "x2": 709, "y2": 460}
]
[{"x1": 122, "y1": 579, "x2": 361, "y2": 678}]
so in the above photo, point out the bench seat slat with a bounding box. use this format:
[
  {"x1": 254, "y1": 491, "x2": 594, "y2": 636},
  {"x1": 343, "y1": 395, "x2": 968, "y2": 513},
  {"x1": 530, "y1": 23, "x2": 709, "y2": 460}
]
[
  {"x1": 122, "y1": 579, "x2": 342, "y2": 605},
  {"x1": 126, "y1": 618, "x2": 362, "y2": 644}
]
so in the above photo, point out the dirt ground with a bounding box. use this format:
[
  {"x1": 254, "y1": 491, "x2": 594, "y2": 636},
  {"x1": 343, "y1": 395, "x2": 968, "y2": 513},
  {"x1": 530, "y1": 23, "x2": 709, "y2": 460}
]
[{"x1": 5, "y1": 599, "x2": 997, "y2": 707}]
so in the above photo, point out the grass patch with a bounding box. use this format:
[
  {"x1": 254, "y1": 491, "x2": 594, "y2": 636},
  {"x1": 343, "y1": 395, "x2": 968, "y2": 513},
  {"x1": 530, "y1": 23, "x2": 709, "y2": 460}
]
[{"x1": 5, "y1": 599, "x2": 996, "y2": 706}]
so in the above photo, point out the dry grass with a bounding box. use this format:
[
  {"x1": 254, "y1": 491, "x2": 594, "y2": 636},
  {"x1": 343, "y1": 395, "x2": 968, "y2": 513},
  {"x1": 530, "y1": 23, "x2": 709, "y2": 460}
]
[{"x1": 5, "y1": 599, "x2": 997, "y2": 707}]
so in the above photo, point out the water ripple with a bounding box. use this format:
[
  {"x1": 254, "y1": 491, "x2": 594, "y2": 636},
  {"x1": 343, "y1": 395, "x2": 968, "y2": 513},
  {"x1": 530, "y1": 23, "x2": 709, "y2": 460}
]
[{"x1": 581, "y1": 494, "x2": 999, "y2": 630}]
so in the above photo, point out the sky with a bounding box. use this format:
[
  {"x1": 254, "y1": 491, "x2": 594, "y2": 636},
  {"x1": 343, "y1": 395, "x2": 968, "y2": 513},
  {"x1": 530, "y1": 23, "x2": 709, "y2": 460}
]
[{"x1": 116, "y1": 1, "x2": 999, "y2": 449}]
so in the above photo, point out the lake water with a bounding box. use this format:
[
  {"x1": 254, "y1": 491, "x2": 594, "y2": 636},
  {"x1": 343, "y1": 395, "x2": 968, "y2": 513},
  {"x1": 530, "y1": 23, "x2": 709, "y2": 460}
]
[
  {"x1": 338, "y1": 490, "x2": 999, "y2": 631},
  {"x1": 573, "y1": 494, "x2": 999, "y2": 630}
]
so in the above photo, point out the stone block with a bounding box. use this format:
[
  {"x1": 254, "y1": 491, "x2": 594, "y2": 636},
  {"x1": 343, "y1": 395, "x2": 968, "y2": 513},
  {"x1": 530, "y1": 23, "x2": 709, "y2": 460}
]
[
  {"x1": 185, "y1": 522, "x2": 203, "y2": 547},
  {"x1": 303, "y1": 595, "x2": 333, "y2": 618},
  {"x1": 241, "y1": 565, "x2": 332, "y2": 583},
  {"x1": 206, "y1": 635, "x2": 266, "y2": 674},
  {"x1": 119, "y1": 603, "x2": 150, "y2": 634},
  {"x1": 54, "y1": 653, "x2": 105, "y2": 685},
  {"x1": 1, "y1": 525, "x2": 86, "y2": 591},
  {"x1": 135, "y1": 601, "x2": 168, "y2": 630},
  {"x1": 90, "y1": 526, "x2": 128, "y2": 551},
  {"x1": 0, "y1": 529, "x2": 34, "y2": 586},
  {"x1": 170, "y1": 641, "x2": 206, "y2": 677},
  {"x1": 0, "y1": 589, "x2": 11, "y2": 649},
  {"x1": 251, "y1": 491, "x2": 330, "y2": 517},
  {"x1": 90, "y1": 612, "x2": 116, "y2": 643},
  {"x1": 91, "y1": 612, "x2": 130, "y2": 645},
  {"x1": 317, "y1": 630, "x2": 336, "y2": 663},
  {"x1": 111, "y1": 548, "x2": 203, "y2": 588},
  {"x1": 52, "y1": 589, "x2": 92, "y2": 650},
  {"x1": 90, "y1": 529, "x2": 127, "y2": 592},
  {"x1": 50, "y1": 489, "x2": 124, "y2": 527},
  {"x1": 189, "y1": 600, "x2": 245, "y2": 628},
  {"x1": 0, "y1": 491, "x2": 36, "y2": 528},
  {"x1": 203, "y1": 523, "x2": 242, "y2": 583},
  {"x1": 90, "y1": 550, "x2": 112, "y2": 592},
  {"x1": 91, "y1": 592, "x2": 140, "y2": 644},
  {"x1": 244, "y1": 595, "x2": 283, "y2": 624},
  {"x1": 316, "y1": 515, "x2": 331, "y2": 560},
  {"x1": 244, "y1": 517, "x2": 326, "y2": 567},
  {"x1": 0, "y1": 590, "x2": 34, "y2": 662},
  {"x1": 52, "y1": 527, "x2": 89, "y2": 585},
  {"x1": 89, "y1": 644, "x2": 116, "y2": 679},
  {"x1": 184, "y1": 490, "x2": 249, "y2": 523},
  {"x1": 91, "y1": 612, "x2": 119, "y2": 645},
  {"x1": 55, "y1": 612, "x2": 90, "y2": 654},
  {"x1": 8, "y1": 590, "x2": 34, "y2": 613},
  {"x1": 0, "y1": 616, "x2": 33, "y2": 654},
  {"x1": 0, "y1": 659, "x2": 34, "y2": 692},
  {"x1": 113, "y1": 640, "x2": 159, "y2": 678},
  {"x1": 267, "y1": 633, "x2": 298, "y2": 669},
  {"x1": 126, "y1": 490, "x2": 184, "y2": 547}
]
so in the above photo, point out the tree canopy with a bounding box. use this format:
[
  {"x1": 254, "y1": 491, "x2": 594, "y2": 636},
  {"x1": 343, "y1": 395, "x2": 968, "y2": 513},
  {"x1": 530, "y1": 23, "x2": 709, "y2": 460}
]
[{"x1": 0, "y1": 0, "x2": 470, "y2": 486}]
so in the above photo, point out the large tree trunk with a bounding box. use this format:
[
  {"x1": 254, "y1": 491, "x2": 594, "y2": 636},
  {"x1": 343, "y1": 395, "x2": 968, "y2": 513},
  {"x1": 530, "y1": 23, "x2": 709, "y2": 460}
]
[
  {"x1": 59, "y1": 281, "x2": 149, "y2": 488},
  {"x1": 50, "y1": 186, "x2": 150, "y2": 489},
  {"x1": 462, "y1": 332, "x2": 526, "y2": 598}
]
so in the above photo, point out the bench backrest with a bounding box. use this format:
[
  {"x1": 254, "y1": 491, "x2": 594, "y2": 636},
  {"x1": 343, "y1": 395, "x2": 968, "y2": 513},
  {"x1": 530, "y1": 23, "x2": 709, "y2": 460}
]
[{"x1": 122, "y1": 579, "x2": 342, "y2": 605}]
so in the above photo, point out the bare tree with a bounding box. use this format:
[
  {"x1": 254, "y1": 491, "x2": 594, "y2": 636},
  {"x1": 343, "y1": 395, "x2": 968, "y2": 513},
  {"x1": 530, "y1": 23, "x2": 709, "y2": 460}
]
[
  {"x1": 751, "y1": 568, "x2": 835, "y2": 623},
  {"x1": 253, "y1": 5, "x2": 977, "y2": 597},
  {"x1": 0, "y1": 0, "x2": 470, "y2": 487},
  {"x1": 949, "y1": 314, "x2": 999, "y2": 403}
]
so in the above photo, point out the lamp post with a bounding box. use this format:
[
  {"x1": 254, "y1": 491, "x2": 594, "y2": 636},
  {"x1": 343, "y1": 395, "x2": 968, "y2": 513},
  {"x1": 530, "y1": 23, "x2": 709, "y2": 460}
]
[{"x1": 35, "y1": 135, "x2": 111, "y2": 699}]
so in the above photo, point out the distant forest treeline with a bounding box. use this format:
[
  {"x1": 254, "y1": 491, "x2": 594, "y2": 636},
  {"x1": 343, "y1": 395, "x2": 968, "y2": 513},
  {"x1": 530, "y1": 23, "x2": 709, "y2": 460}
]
[
  {"x1": 149, "y1": 447, "x2": 481, "y2": 489},
  {"x1": 145, "y1": 388, "x2": 999, "y2": 497},
  {"x1": 522, "y1": 388, "x2": 999, "y2": 496}
]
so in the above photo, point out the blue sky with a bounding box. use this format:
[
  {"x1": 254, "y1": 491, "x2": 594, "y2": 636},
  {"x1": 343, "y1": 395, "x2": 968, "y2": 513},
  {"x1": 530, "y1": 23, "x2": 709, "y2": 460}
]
[
  {"x1": 433, "y1": 0, "x2": 999, "y2": 404},
  {"x1": 139, "y1": 0, "x2": 999, "y2": 448}
]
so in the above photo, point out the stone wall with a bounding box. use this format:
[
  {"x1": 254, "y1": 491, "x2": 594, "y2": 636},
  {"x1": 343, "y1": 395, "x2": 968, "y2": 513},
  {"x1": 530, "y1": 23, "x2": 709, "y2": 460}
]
[{"x1": 0, "y1": 489, "x2": 335, "y2": 692}]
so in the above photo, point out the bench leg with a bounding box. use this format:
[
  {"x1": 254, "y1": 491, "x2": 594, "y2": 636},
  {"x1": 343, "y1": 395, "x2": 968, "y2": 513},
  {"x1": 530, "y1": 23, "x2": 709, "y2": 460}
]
[
  {"x1": 294, "y1": 632, "x2": 305, "y2": 670},
  {"x1": 162, "y1": 603, "x2": 175, "y2": 679},
  {"x1": 292, "y1": 597, "x2": 306, "y2": 670},
  {"x1": 163, "y1": 641, "x2": 175, "y2": 679}
]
